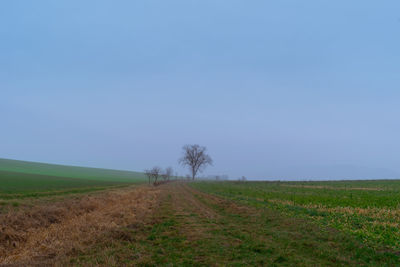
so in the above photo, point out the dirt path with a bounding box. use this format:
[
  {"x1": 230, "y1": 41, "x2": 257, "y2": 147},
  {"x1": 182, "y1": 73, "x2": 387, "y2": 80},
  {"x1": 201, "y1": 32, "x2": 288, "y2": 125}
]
[{"x1": 0, "y1": 185, "x2": 161, "y2": 266}]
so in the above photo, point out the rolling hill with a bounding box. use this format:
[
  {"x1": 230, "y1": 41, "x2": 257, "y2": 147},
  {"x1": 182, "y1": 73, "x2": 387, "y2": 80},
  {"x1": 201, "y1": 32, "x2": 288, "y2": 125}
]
[{"x1": 0, "y1": 158, "x2": 146, "y2": 195}]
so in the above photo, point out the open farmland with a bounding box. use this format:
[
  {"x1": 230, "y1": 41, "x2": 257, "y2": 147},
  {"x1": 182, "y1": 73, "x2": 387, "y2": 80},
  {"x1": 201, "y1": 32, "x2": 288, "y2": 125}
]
[
  {"x1": 0, "y1": 159, "x2": 145, "y2": 201},
  {"x1": 1, "y1": 179, "x2": 399, "y2": 266},
  {"x1": 191, "y1": 180, "x2": 400, "y2": 256}
]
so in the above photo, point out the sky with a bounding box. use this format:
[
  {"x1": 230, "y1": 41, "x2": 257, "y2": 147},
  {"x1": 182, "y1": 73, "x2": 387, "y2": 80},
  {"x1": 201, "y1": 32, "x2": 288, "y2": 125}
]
[{"x1": 1, "y1": 1, "x2": 400, "y2": 179}]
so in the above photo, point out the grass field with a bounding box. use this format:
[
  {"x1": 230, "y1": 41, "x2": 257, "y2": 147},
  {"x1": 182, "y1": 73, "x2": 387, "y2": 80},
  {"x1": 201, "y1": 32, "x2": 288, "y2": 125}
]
[
  {"x1": 59, "y1": 183, "x2": 400, "y2": 265},
  {"x1": 1, "y1": 166, "x2": 400, "y2": 265},
  {"x1": 191, "y1": 180, "x2": 400, "y2": 257},
  {"x1": 0, "y1": 158, "x2": 146, "y2": 200}
]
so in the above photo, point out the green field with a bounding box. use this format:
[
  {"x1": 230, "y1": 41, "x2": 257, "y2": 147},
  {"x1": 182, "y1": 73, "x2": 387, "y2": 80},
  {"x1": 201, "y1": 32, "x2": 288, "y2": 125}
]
[
  {"x1": 3, "y1": 178, "x2": 400, "y2": 265},
  {"x1": 2, "y1": 159, "x2": 400, "y2": 265},
  {"x1": 191, "y1": 180, "x2": 400, "y2": 258},
  {"x1": 72, "y1": 182, "x2": 399, "y2": 266},
  {"x1": 0, "y1": 158, "x2": 145, "y2": 199}
]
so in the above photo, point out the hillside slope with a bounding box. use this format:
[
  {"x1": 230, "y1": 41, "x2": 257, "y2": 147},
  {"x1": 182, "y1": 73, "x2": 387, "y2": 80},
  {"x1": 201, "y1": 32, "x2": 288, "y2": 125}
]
[{"x1": 0, "y1": 158, "x2": 145, "y2": 183}]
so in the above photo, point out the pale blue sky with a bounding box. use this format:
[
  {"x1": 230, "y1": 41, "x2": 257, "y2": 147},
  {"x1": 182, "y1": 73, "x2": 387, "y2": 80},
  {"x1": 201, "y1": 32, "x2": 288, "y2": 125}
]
[{"x1": 1, "y1": 1, "x2": 400, "y2": 179}]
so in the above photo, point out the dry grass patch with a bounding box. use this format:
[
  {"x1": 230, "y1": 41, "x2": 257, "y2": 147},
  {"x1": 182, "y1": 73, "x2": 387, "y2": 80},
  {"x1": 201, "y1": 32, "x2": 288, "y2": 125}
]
[{"x1": 0, "y1": 186, "x2": 161, "y2": 266}]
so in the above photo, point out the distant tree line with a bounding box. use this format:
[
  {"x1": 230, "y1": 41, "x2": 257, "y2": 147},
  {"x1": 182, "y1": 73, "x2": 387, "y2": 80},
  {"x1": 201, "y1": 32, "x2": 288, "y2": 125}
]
[
  {"x1": 144, "y1": 166, "x2": 174, "y2": 186},
  {"x1": 145, "y1": 144, "x2": 213, "y2": 186}
]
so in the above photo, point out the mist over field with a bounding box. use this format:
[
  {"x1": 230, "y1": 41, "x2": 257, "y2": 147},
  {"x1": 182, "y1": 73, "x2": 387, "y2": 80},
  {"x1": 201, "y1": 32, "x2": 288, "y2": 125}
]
[{"x1": 247, "y1": 164, "x2": 400, "y2": 181}]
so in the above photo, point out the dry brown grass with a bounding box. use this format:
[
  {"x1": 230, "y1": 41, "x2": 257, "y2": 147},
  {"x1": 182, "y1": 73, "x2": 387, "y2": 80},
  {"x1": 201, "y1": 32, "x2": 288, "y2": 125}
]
[{"x1": 0, "y1": 185, "x2": 161, "y2": 266}]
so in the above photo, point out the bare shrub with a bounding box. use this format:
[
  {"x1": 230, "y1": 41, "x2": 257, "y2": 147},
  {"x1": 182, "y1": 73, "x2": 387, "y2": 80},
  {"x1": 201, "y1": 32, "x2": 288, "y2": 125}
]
[
  {"x1": 161, "y1": 167, "x2": 173, "y2": 181},
  {"x1": 145, "y1": 166, "x2": 161, "y2": 185}
]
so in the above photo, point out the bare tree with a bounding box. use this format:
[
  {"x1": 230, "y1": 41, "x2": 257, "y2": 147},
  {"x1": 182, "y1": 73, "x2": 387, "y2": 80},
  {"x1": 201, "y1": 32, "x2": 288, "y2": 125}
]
[
  {"x1": 144, "y1": 169, "x2": 152, "y2": 185},
  {"x1": 161, "y1": 167, "x2": 173, "y2": 181},
  {"x1": 179, "y1": 144, "x2": 213, "y2": 180},
  {"x1": 151, "y1": 166, "x2": 161, "y2": 184},
  {"x1": 145, "y1": 166, "x2": 161, "y2": 185},
  {"x1": 165, "y1": 167, "x2": 173, "y2": 181},
  {"x1": 161, "y1": 171, "x2": 168, "y2": 181}
]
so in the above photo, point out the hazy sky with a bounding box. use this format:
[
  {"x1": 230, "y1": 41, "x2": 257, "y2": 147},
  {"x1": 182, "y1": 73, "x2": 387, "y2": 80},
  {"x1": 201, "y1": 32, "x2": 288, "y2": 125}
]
[{"x1": 1, "y1": 1, "x2": 400, "y2": 179}]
